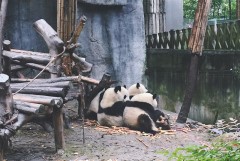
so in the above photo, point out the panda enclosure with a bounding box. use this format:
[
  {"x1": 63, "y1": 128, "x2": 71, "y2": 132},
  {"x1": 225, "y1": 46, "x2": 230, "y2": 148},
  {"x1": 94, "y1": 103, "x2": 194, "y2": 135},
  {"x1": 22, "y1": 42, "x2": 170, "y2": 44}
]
[
  {"x1": 0, "y1": 0, "x2": 222, "y2": 160},
  {"x1": 0, "y1": 0, "x2": 122, "y2": 159}
]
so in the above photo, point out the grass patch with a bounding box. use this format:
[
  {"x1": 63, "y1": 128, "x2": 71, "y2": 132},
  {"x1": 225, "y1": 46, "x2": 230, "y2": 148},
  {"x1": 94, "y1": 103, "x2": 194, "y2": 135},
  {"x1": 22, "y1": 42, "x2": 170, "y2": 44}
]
[{"x1": 159, "y1": 140, "x2": 240, "y2": 161}]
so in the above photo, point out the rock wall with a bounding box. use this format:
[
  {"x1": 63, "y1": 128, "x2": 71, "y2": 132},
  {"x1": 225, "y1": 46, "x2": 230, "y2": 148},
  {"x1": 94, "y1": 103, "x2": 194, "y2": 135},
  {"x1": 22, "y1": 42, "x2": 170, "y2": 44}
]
[
  {"x1": 77, "y1": 1, "x2": 146, "y2": 86},
  {"x1": 5, "y1": 0, "x2": 57, "y2": 52},
  {"x1": 5, "y1": 1, "x2": 146, "y2": 86}
]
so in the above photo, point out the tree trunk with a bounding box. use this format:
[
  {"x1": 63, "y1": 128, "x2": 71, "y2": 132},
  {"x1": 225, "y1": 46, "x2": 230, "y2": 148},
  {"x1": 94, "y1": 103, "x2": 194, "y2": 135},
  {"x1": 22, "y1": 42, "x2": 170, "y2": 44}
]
[
  {"x1": 237, "y1": 0, "x2": 240, "y2": 19},
  {"x1": 176, "y1": 54, "x2": 199, "y2": 123},
  {"x1": 176, "y1": 0, "x2": 211, "y2": 123}
]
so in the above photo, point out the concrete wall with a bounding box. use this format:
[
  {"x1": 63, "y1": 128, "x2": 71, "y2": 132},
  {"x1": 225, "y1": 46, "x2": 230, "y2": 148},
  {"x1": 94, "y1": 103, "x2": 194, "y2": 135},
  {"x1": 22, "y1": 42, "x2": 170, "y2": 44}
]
[
  {"x1": 5, "y1": 0, "x2": 57, "y2": 53},
  {"x1": 147, "y1": 50, "x2": 240, "y2": 123},
  {"x1": 165, "y1": 0, "x2": 183, "y2": 31},
  {"x1": 77, "y1": 1, "x2": 146, "y2": 86}
]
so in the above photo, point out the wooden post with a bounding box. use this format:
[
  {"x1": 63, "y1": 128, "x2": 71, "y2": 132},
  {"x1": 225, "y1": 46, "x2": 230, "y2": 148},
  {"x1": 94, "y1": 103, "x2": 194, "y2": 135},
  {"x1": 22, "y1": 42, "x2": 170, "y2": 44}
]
[
  {"x1": 3, "y1": 40, "x2": 12, "y2": 78},
  {"x1": 0, "y1": 0, "x2": 9, "y2": 73},
  {"x1": 33, "y1": 19, "x2": 65, "y2": 152},
  {"x1": 53, "y1": 105, "x2": 65, "y2": 152},
  {"x1": 0, "y1": 73, "x2": 13, "y2": 160}
]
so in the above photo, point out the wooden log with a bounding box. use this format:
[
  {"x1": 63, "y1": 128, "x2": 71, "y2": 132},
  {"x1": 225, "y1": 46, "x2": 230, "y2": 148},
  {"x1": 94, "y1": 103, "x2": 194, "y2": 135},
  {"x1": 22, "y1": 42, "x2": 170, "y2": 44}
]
[
  {"x1": 3, "y1": 50, "x2": 50, "y2": 64},
  {"x1": 68, "y1": 15, "x2": 87, "y2": 45},
  {"x1": 11, "y1": 81, "x2": 72, "y2": 88},
  {"x1": 85, "y1": 73, "x2": 112, "y2": 108},
  {"x1": 14, "y1": 101, "x2": 45, "y2": 114},
  {"x1": 11, "y1": 65, "x2": 26, "y2": 71},
  {"x1": 10, "y1": 49, "x2": 49, "y2": 56},
  {"x1": 11, "y1": 60, "x2": 51, "y2": 73},
  {"x1": 11, "y1": 87, "x2": 67, "y2": 98},
  {"x1": 0, "y1": 74, "x2": 13, "y2": 124},
  {"x1": 72, "y1": 53, "x2": 93, "y2": 75},
  {"x1": 3, "y1": 40, "x2": 12, "y2": 77},
  {"x1": 0, "y1": 0, "x2": 9, "y2": 74},
  {"x1": 33, "y1": 19, "x2": 64, "y2": 77},
  {"x1": 0, "y1": 113, "x2": 33, "y2": 138},
  {"x1": 11, "y1": 75, "x2": 99, "y2": 85},
  {"x1": 53, "y1": 106, "x2": 65, "y2": 152},
  {"x1": 13, "y1": 93, "x2": 63, "y2": 107}
]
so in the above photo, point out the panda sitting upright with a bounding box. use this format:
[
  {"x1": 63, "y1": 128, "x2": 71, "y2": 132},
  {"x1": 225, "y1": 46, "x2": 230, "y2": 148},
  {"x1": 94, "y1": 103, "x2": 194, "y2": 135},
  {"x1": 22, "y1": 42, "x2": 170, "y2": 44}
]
[
  {"x1": 128, "y1": 83, "x2": 148, "y2": 99},
  {"x1": 123, "y1": 93, "x2": 170, "y2": 134},
  {"x1": 85, "y1": 88, "x2": 106, "y2": 120},
  {"x1": 97, "y1": 86, "x2": 129, "y2": 127}
]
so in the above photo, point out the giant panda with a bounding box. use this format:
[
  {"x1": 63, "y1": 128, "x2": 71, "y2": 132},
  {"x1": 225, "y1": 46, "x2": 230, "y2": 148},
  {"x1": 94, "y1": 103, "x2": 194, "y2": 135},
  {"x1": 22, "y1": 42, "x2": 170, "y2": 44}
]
[
  {"x1": 86, "y1": 85, "x2": 128, "y2": 120},
  {"x1": 97, "y1": 85, "x2": 129, "y2": 127},
  {"x1": 123, "y1": 93, "x2": 170, "y2": 134},
  {"x1": 128, "y1": 83, "x2": 148, "y2": 99},
  {"x1": 85, "y1": 89, "x2": 106, "y2": 120}
]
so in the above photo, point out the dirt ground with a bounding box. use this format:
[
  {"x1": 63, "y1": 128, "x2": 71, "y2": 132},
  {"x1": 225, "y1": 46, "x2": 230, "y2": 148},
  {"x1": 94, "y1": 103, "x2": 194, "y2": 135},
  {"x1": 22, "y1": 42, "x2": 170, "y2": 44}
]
[{"x1": 4, "y1": 107, "x2": 212, "y2": 161}]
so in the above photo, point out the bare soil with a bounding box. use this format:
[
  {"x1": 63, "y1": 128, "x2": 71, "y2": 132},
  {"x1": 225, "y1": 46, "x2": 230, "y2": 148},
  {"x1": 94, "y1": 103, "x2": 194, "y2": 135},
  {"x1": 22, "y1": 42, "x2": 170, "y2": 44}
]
[{"x1": 5, "y1": 104, "x2": 212, "y2": 161}]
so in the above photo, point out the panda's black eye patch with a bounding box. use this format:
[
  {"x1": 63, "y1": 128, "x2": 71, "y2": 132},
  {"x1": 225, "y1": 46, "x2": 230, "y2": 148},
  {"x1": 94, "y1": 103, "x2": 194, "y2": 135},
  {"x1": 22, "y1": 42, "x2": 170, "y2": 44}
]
[{"x1": 124, "y1": 95, "x2": 127, "y2": 99}]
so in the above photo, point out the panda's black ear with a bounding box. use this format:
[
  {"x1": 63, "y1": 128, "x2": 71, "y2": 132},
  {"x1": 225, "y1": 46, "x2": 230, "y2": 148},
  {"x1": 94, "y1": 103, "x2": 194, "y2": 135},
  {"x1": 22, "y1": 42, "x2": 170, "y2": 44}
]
[
  {"x1": 136, "y1": 83, "x2": 140, "y2": 89},
  {"x1": 114, "y1": 86, "x2": 121, "y2": 93},
  {"x1": 123, "y1": 85, "x2": 127, "y2": 89},
  {"x1": 153, "y1": 94, "x2": 157, "y2": 100}
]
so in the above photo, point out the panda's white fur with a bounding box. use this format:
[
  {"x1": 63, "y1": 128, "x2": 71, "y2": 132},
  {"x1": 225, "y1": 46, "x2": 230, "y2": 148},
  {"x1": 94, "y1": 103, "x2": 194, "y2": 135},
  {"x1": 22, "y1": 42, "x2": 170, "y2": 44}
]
[
  {"x1": 128, "y1": 83, "x2": 148, "y2": 99},
  {"x1": 86, "y1": 89, "x2": 105, "y2": 120},
  {"x1": 97, "y1": 86, "x2": 129, "y2": 127},
  {"x1": 123, "y1": 93, "x2": 160, "y2": 134}
]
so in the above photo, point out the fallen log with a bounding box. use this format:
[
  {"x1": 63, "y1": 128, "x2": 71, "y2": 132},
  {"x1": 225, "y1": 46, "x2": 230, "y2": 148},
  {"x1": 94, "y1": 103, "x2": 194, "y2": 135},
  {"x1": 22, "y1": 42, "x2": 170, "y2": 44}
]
[
  {"x1": 11, "y1": 81, "x2": 73, "y2": 88},
  {"x1": 13, "y1": 93, "x2": 63, "y2": 107},
  {"x1": 11, "y1": 86, "x2": 67, "y2": 98},
  {"x1": 14, "y1": 101, "x2": 45, "y2": 114}
]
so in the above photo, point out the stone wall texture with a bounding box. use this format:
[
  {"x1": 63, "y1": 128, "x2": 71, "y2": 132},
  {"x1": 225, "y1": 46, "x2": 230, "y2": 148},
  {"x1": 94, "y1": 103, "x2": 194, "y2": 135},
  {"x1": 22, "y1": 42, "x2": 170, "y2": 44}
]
[
  {"x1": 5, "y1": 0, "x2": 57, "y2": 53},
  {"x1": 77, "y1": 1, "x2": 146, "y2": 86},
  {"x1": 5, "y1": 1, "x2": 146, "y2": 86}
]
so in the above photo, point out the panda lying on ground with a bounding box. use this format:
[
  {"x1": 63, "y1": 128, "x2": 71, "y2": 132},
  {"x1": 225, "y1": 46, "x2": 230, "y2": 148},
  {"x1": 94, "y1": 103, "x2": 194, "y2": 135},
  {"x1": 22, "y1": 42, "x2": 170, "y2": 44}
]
[
  {"x1": 123, "y1": 93, "x2": 170, "y2": 134},
  {"x1": 85, "y1": 84, "x2": 170, "y2": 134},
  {"x1": 86, "y1": 82, "x2": 147, "y2": 120}
]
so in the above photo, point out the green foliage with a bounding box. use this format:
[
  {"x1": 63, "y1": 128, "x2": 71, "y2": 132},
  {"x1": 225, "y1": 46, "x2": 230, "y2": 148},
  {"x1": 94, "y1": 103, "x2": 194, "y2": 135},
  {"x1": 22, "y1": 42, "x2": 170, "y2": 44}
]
[
  {"x1": 160, "y1": 141, "x2": 240, "y2": 161},
  {"x1": 184, "y1": 0, "x2": 236, "y2": 20}
]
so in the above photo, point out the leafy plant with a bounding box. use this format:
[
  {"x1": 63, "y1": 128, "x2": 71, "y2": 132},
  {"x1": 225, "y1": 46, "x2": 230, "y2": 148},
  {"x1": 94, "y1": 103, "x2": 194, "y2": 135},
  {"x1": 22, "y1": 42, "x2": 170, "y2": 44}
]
[{"x1": 159, "y1": 141, "x2": 240, "y2": 161}]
